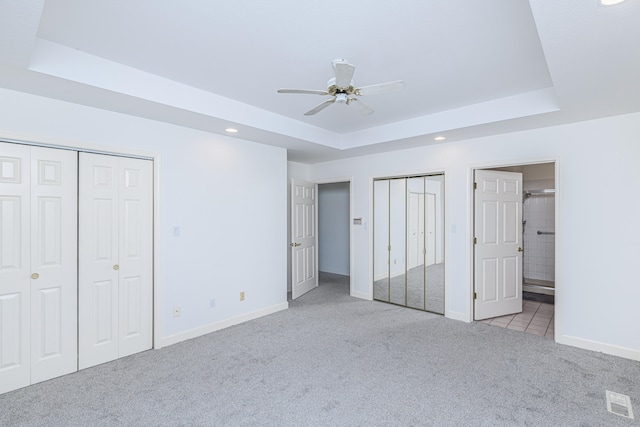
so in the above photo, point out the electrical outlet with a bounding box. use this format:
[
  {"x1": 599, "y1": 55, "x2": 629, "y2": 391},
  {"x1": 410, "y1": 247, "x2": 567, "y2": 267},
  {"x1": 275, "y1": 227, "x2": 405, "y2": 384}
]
[
  {"x1": 240, "y1": 291, "x2": 245, "y2": 301},
  {"x1": 173, "y1": 306, "x2": 180, "y2": 317}
]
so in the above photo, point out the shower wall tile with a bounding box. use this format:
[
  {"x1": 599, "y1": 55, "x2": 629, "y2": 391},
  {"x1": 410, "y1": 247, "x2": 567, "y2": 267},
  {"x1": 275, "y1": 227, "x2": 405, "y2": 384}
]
[{"x1": 523, "y1": 192, "x2": 555, "y2": 282}]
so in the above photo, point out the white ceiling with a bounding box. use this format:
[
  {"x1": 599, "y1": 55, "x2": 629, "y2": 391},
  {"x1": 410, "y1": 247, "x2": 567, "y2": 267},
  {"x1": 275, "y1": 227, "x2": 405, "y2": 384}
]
[{"x1": 1, "y1": 0, "x2": 639, "y2": 163}]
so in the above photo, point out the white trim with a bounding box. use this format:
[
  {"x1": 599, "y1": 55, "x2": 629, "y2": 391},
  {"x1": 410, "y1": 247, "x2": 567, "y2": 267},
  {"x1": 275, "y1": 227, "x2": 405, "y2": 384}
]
[
  {"x1": 553, "y1": 160, "x2": 562, "y2": 339},
  {"x1": 0, "y1": 132, "x2": 164, "y2": 350},
  {"x1": 367, "y1": 176, "x2": 375, "y2": 300},
  {"x1": 446, "y1": 311, "x2": 469, "y2": 323},
  {"x1": 441, "y1": 168, "x2": 453, "y2": 320},
  {"x1": 465, "y1": 166, "x2": 475, "y2": 323},
  {"x1": 152, "y1": 156, "x2": 164, "y2": 349},
  {"x1": 351, "y1": 290, "x2": 371, "y2": 301},
  {"x1": 159, "y1": 302, "x2": 289, "y2": 348},
  {"x1": 314, "y1": 177, "x2": 354, "y2": 297},
  {"x1": 557, "y1": 335, "x2": 640, "y2": 362},
  {"x1": 0, "y1": 136, "x2": 153, "y2": 160},
  {"x1": 0, "y1": 130, "x2": 157, "y2": 160},
  {"x1": 314, "y1": 176, "x2": 353, "y2": 185}
]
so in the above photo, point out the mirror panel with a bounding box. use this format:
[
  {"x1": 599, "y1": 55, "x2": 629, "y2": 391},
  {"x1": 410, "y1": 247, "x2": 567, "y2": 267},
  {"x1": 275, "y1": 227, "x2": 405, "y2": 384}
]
[
  {"x1": 388, "y1": 179, "x2": 406, "y2": 305},
  {"x1": 425, "y1": 175, "x2": 445, "y2": 314},
  {"x1": 406, "y1": 177, "x2": 425, "y2": 310},
  {"x1": 373, "y1": 180, "x2": 390, "y2": 301},
  {"x1": 372, "y1": 174, "x2": 444, "y2": 314}
]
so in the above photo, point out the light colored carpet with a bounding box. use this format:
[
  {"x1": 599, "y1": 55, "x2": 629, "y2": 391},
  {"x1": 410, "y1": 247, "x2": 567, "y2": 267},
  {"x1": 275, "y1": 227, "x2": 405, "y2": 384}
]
[{"x1": 1, "y1": 272, "x2": 638, "y2": 426}]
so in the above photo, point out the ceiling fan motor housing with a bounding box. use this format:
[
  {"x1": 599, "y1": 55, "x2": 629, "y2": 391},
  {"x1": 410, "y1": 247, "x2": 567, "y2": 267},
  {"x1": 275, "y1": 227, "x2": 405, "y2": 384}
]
[{"x1": 327, "y1": 77, "x2": 354, "y2": 92}]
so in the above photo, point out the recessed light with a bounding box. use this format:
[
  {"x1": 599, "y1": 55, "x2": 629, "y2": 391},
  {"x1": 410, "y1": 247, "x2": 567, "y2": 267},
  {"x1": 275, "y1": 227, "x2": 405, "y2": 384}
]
[
  {"x1": 225, "y1": 128, "x2": 238, "y2": 133},
  {"x1": 434, "y1": 136, "x2": 446, "y2": 141},
  {"x1": 599, "y1": 0, "x2": 626, "y2": 5}
]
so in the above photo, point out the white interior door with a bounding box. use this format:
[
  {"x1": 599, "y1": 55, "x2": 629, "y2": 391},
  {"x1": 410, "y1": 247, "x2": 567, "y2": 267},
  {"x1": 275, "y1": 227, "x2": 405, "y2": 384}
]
[
  {"x1": 474, "y1": 170, "x2": 523, "y2": 320},
  {"x1": 117, "y1": 157, "x2": 153, "y2": 358},
  {"x1": 29, "y1": 147, "x2": 78, "y2": 384},
  {"x1": 0, "y1": 143, "x2": 77, "y2": 394},
  {"x1": 79, "y1": 153, "x2": 152, "y2": 369},
  {"x1": 79, "y1": 153, "x2": 119, "y2": 368},
  {"x1": 291, "y1": 179, "x2": 317, "y2": 299},
  {"x1": 0, "y1": 143, "x2": 31, "y2": 394}
]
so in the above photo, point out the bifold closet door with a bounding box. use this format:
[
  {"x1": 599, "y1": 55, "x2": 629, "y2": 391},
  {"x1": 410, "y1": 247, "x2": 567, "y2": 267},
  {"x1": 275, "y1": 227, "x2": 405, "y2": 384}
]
[
  {"x1": 78, "y1": 153, "x2": 153, "y2": 370},
  {"x1": 0, "y1": 143, "x2": 77, "y2": 394}
]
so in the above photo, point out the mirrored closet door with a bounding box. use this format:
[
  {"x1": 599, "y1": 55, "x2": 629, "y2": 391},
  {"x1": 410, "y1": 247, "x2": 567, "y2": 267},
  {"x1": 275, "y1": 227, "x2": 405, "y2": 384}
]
[{"x1": 373, "y1": 174, "x2": 445, "y2": 314}]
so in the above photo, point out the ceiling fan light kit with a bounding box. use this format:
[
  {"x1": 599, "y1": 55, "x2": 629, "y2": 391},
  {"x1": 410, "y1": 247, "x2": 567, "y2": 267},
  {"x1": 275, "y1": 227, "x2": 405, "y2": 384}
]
[{"x1": 277, "y1": 59, "x2": 405, "y2": 116}]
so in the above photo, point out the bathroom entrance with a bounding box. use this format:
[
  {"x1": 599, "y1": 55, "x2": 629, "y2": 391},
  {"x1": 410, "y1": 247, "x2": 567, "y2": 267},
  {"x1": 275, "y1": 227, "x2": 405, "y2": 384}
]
[{"x1": 473, "y1": 162, "x2": 556, "y2": 337}]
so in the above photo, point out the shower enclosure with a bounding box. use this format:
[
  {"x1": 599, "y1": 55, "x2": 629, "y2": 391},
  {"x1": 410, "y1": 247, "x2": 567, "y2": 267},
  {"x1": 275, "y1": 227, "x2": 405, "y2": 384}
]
[
  {"x1": 373, "y1": 174, "x2": 445, "y2": 314},
  {"x1": 522, "y1": 189, "x2": 555, "y2": 296}
]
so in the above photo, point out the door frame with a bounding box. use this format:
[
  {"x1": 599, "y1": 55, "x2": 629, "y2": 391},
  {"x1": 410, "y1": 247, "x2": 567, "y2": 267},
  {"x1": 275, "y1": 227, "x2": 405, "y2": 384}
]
[
  {"x1": 0, "y1": 134, "x2": 164, "y2": 349},
  {"x1": 468, "y1": 158, "x2": 560, "y2": 339},
  {"x1": 314, "y1": 177, "x2": 354, "y2": 297}
]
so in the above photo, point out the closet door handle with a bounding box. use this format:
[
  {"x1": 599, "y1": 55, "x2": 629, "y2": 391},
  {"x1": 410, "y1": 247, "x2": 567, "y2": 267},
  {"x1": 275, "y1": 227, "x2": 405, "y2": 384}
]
[
  {"x1": 31, "y1": 273, "x2": 39, "y2": 280},
  {"x1": 113, "y1": 264, "x2": 120, "y2": 270},
  {"x1": 517, "y1": 247, "x2": 524, "y2": 252}
]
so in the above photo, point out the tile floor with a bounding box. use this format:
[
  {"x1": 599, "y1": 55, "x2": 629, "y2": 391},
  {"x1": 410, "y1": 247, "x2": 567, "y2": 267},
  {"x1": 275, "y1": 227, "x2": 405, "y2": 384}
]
[{"x1": 480, "y1": 300, "x2": 554, "y2": 339}]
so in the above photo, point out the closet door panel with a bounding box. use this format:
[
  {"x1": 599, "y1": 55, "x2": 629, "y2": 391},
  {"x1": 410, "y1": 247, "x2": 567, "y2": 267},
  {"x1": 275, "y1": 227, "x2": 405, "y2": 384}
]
[
  {"x1": 0, "y1": 143, "x2": 30, "y2": 394},
  {"x1": 388, "y1": 179, "x2": 406, "y2": 306},
  {"x1": 79, "y1": 154, "x2": 152, "y2": 368},
  {"x1": 30, "y1": 147, "x2": 78, "y2": 384},
  {"x1": 118, "y1": 158, "x2": 152, "y2": 357},
  {"x1": 373, "y1": 180, "x2": 390, "y2": 302},
  {"x1": 79, "y1": 153, "x2": 119, "y2": 369}
]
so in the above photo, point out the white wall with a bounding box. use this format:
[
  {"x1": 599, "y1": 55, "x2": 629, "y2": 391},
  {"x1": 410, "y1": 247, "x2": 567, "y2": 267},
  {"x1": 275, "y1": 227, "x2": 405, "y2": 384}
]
[
  {"x1": 0, "y1": 88, "x2": 288, "y2": 346},
  {"x1": 318, "y1": 182, "x2": 350, "y2": 275},
  {"x1": 305, "y1": 112, "x2": 640, "y2": 360}
]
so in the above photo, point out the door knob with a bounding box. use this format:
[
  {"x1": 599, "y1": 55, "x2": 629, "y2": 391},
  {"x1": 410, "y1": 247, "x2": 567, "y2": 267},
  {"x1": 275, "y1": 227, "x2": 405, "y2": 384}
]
[
  {"x1": 517, "y1": 247, "x2": 524, "y2": 252},
  {"x1": 113, "y1": 264, "x2": 120, "y2": 270},
  {"x1": 290, "y1": 242, "x2": 301, "y2": 247},
  {"x1": 31, "y1": 273, "x2": 39, "y2": 279}
]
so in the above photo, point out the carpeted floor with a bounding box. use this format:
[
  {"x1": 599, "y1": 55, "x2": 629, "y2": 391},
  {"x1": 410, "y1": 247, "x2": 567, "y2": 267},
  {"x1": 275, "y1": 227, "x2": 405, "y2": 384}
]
[{"x1": 1, "y1": 273, "x2": 638, "y2": 426}]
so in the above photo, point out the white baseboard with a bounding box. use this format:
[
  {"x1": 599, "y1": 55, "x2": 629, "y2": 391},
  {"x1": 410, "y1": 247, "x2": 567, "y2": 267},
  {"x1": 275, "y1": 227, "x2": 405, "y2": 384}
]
[
  {"x1": 319, "y1": 268, "x2": 349, "y2": 276},
  {"x1": 158, "y1": 302, "x2": 289, "y2": 348},
  {"x1": 351, "y1": 290, "x2": 371, "y2": 300},
  {"x1": 557, "y1": 334, "x2": 640, "y2": 362},
  {"x1": 446, "y1": 310, "x2": 470, "y2": 322}
]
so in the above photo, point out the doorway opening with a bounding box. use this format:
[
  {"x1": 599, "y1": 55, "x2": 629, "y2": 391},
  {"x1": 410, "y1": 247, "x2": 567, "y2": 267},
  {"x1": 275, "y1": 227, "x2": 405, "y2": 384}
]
[
  {"x1": 318, "y1": 182, "x2": 351, "y2": 296},
  {"x1": 473, "y1": 162, "x2": 556, "y2": 338}
]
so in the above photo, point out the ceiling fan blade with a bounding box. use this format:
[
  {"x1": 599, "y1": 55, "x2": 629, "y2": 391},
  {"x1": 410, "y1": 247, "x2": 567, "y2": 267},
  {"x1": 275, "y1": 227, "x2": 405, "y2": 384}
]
[
  {"x1": 348, "y1": 98, "x2": 374, "y2": 116},
  {"x1": 334, "y1": 62, "x2": 355, "y2": 88},
  {"x1": 304, "y1": 98, "x2": 335, "y2": 116},
  {"x1": 355, "y1": 80, "x2": 405, "y2": 96},
  {"x1": 277, "y1": 88, "x2": 329, "y2": 95}
]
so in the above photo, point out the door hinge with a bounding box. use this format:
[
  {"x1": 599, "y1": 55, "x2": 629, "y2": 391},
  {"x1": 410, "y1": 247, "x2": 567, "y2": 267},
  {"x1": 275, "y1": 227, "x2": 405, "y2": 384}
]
[
  {"x1": 473, "y1": 292, "x2": 477, "y2": 300},
  {"x1": 473, "y1": 182, "x2": 477, "y2": 190},
  {"x1": 473, "y1": 237, "x2": 477, "y2": 244}
]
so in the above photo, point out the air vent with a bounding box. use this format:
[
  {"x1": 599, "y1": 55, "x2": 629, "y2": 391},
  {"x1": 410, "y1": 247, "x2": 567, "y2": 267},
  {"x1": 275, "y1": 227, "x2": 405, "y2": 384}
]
[{"x1": 606, "y1": 390, "x2": 634, "y2": 419}]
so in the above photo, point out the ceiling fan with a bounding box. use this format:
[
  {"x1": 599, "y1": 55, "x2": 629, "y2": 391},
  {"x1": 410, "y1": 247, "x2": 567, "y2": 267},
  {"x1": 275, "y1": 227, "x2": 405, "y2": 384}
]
[{"x1": 277, "y1": 59, "x2": 405, "y2": 116}]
